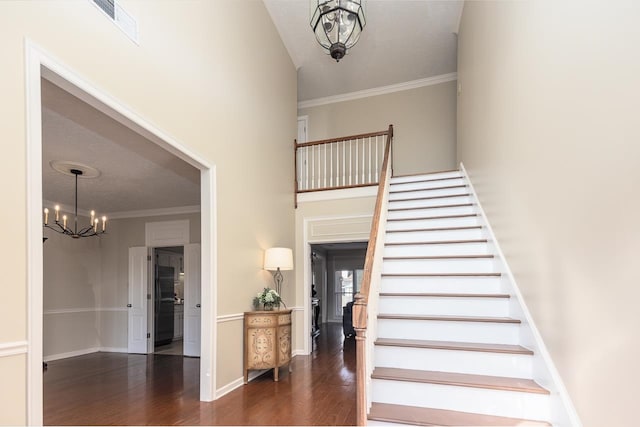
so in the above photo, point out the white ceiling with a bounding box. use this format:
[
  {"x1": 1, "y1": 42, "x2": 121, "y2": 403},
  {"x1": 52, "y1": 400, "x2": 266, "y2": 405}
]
[
  {"x1": 264, "y1": 0, "x2": 463, "y2": 101},
  {"x1": 41, "y1": 80, "x2": 200, "y2": 217}
]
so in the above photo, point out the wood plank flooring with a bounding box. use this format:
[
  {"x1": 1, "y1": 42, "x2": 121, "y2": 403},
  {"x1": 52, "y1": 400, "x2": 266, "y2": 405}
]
[{"x1": 44, "y1": 323, "x2": 356, "y2": 426}]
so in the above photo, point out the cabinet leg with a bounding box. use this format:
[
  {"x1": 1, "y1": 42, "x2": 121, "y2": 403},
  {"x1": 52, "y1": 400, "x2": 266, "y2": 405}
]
[
  {"x1": 244, "y1": 370, "x2": 248, "y2": 384},
  {"x1": 288, "y1": 361, "x2": 292, "y2": 373},
  {"x1": 274, "y1": 367, "x2": 279, "y2": 382}
]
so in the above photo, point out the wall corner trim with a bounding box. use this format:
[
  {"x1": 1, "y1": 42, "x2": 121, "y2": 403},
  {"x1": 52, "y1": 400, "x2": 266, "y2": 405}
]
[{"x1": 298, "y1": 72, "x2": 458, "y2": 109}]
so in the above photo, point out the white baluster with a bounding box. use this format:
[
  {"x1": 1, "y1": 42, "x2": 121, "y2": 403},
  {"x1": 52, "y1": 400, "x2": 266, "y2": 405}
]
[
  {"x1": 323, "y1": 143, "x2": 327, "y2": 189},
  {"x1": 349, "y1": 140, "x2": 352, "y2": 186},
  {"x1": 368, "y1": 137, "x2": 372, "y2": 183},
  {"x1": 375, "y1": 136, "x2": 379, "y2": 183},
  {"x1": 355, "y1": 139, "x2": 359, "y2": 185},
  {"x1": 330, "y1": 143, "x2": 333, "y2": 188},
  {"x1": 343, "y1": 141, "x2": 346, "y2": 186}
]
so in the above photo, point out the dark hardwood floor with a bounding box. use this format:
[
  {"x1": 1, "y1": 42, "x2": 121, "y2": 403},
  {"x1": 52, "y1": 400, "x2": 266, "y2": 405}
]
[{"x1": 44, "y1": 323, "x2": 356, "y2": 425}]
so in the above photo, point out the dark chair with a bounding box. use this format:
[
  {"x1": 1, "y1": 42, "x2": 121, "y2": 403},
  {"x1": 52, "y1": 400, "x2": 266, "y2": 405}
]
[{"x1": 342, "y1": 301, "x2": 355, "y2": 338}]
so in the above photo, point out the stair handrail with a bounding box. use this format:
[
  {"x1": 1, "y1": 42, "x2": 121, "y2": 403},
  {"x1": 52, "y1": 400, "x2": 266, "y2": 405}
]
[{"x1": 353, "y1": 124, "x2": 393, "y2": 426}]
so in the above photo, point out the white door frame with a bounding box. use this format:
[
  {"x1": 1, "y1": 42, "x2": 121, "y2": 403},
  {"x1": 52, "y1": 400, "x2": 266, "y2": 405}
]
[
  {"x1": 301, "y1": 214, "x2": 372, "y2": 354},
  {"x1": 25, "y1": 40, "x2": 218, "y2": 425}
]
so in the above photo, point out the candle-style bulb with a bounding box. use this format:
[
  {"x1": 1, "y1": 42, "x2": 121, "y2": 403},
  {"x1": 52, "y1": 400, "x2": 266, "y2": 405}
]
[
  {"x1": 101, "y1": 216, "x2": 107, "y2": 232},
  {"x1": 90, "y1": 210, "x2": 95, "y2": 225},
  {"x1": 44, "y1": 208, "x2": 49, "y2": 225},
  {"x1": 94, "y1": 218, "x2": 99, "y2": 232},
  {"x1": 55, "y1": 205, "x2": 60, "y2": 222},
  {"x1": 62, "y1": 215, "x2": 68, "y2": 229}
]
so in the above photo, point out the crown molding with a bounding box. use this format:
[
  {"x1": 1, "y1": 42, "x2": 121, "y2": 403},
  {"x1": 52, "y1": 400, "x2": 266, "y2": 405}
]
[
  {"x1": 105, "y1": 205, "x2": 200, "y2": 220},
  {"x1": 298, "y1": 72, "x2": 458, "y2": 109}
]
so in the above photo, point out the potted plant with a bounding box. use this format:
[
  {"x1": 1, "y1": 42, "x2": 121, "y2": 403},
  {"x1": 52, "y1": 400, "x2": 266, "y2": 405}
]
[{"x1": 253, "y1": 287, "x2": 283, "y2": 311}]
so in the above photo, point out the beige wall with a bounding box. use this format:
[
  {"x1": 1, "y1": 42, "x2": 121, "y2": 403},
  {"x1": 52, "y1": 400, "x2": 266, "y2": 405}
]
[
  {"x1": 43, "y1": 224, "x2": 102, "y2": 358},
  {"x1": 298, "y1": 81, "x2": 457, "y2": 176},
  {"x1": 457, "y1": 2, "x2": 640, "y2": 426},
  {"x1": 0, "y1": 0, "x2": 295, "y2": 423}
]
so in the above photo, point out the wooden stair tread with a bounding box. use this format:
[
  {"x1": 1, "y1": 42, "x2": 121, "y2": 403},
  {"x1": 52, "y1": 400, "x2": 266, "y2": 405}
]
[
  {"x1": 386, "y1": 239, "x2": 488, "y2": 246},
  {"x1": 387, "y1": 225, "x2": 482, "y2": 233},
  {"x1": 389, "y1": 203, "x2": 474, "y2": 212},
  {"x1": 391, "y1": 193, "x2": 471, "y2": 202},
  {"x1": 378, "y1": 314, "x2": 520, "y2": 324},
  {"x1": 390, "y1": 184, "x2": 467, "y2": 194},
  {"x1": 387, "y1": 213, "x2": 478, "y2": 222},
  {"x1": 368, "y1": 403, "x2": 551, "y2": 426},
  {"x1": 384, "y1": 255, "x2": 493, "y2": 260},
  {"x1": 379, "y1": 292, "x2": 510, "y2": 299},
  {"x1": 375, "y1": 338, "x2": 532, "y2": 355},
  {"x1": 382, "y1": 273, "x2": 501, "y2": 277},
  {"x1": 372, "y1": 368, "x2": 548, "y2": 394}
]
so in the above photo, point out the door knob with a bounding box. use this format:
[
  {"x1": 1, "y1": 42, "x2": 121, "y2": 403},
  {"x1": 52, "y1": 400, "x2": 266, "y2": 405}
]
[
  {"x1": 196, "y1": 304, "x2": 201, "y2": 308},
  {"x1": 127, "y1": 304, "x2": 132, "y2": 308}
]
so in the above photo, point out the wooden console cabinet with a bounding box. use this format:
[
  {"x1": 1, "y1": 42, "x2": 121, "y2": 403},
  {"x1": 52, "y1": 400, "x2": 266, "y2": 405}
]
[{"x1": 243, "y1": 309, "x2": 292, "y2": 383}]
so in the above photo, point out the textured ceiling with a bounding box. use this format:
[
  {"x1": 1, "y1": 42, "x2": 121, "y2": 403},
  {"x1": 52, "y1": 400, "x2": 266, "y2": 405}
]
[
  {"x1": 264, "y1": 0, "x2": 463, "y2": 101},
  {"x1": 41, "y1": 79, "x2": 200, "y2": 216}
]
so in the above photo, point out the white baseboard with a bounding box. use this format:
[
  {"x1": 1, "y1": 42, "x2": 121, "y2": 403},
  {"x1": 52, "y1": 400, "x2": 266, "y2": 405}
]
[
  {"x1": 99, "y1": 347, "x2": 127, "y2": 353},
  {"x1": 44, "y1": 347, "x2": 99, "y2": 362},
  {"x1": 215, "y1": 370, "x2": 268, "y2": 399},
  {"x1": 293, "y1": 349, "x2": 306, "y2": 357}
]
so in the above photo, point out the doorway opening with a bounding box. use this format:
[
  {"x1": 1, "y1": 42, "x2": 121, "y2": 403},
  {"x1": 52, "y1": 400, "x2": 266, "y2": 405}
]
[
  {"x1": 153, "y1": 246, "x2": 185, "y2": 355},
  {"x1": 310, "y1": 242, "x2": 367, "y2": 343},
  {"x1": 27, "y1": 43, "x2": 217, "y2": 424}
]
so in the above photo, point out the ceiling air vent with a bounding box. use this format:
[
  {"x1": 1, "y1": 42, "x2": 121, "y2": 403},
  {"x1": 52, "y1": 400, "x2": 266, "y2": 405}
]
[{"x1": 90, "y1": 0, "x2": 139, "y2": 44}]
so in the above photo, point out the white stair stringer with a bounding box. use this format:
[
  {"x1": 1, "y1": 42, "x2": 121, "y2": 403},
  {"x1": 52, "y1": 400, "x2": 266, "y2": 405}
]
[{"x1": 366, "y1": 169, "x2": 561, "y2": 427}]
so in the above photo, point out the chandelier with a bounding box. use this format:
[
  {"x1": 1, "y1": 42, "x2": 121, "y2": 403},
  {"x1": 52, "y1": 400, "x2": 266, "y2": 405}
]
[
  {"x1": 43, "y1": 167, "x2": 107, "y2": 239},
  {"x1": 310, "y1": 0, "x2": 366, "y2": 62}
]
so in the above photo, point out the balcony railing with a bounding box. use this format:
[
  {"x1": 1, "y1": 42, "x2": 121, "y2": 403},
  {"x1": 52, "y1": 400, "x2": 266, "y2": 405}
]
[{"x1": 294, "y1": 126, "x2": 393, "y2": 207}]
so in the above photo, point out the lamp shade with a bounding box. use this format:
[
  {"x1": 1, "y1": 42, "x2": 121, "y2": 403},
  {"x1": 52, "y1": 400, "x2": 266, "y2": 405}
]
[{"x1": 264, "y1": 247, "x2": 294, "y2": 271}]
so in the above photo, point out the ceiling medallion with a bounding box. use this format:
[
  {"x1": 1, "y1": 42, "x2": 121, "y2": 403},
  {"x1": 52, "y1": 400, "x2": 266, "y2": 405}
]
[
  {"x1": 44, "y1": 161, "x2": 107, "y2": 239},
  {"x1": 310, "y1": 0, "x2": 366, "y2": 62}
]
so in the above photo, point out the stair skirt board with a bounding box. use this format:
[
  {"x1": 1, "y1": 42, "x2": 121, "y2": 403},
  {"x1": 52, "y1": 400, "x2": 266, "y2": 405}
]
[{"x1": 371, "y1": 380, "x2": 550, "y2": 421}]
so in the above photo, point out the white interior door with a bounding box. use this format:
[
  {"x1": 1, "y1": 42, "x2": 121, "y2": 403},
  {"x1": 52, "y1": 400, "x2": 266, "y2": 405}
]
[
  {"x1": 297, "y1": 116, "x2": 308, "y2": 143},
  {"x1": 183, "y1": 243, "x2": 201, "y2": 357},
  {"x1": 128, "y1": 246, "x2": 150, "y2": 354}
]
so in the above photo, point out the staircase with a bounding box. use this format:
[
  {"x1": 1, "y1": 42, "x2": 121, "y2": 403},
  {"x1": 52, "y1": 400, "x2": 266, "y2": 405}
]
[{"x1": 366, "y1": 169, "x2": 552, "y2": 426}]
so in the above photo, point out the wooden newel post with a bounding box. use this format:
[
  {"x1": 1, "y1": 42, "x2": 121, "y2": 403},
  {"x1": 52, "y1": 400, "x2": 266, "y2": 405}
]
[{"x1": 353, "y1": 292, "x2": 368, "y2": 426}]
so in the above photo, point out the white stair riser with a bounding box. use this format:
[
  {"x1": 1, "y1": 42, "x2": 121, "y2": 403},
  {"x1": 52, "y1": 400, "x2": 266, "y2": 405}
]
[
  {"x1": 391, "y1": 171, "x2": 462, "y2": 183},
  {"x1": 371, "y1": 380, "x2": 550, "y2": 420},
  {"x1": 389, "y1": 186, "x2": 468, "y2": 200},
  {"x1": 381, "y1": 276, "x2": 502, "y2": 294},
  {"x1": 388, "y1": 205, "x2": 476, "y2": 219},
  {"x1": 389, "y1": 196, "x2": 472, "y2": 210},
  {"x1": 377, "y1": 318, "x2": 520, "y2": 345},
  {"x1": 374, "y1": 346, "x2": 533, "y2": 379},
  {"x1": 390, "y1": 177, "x2": 466, "y2": 192},
  {"x1": 384, "y1": 242, "x2": 489, "y2": 257},
  {"x1": 386, "y1": 216, "x2": 480, "y2": 230},
  {"x1": 386, "y1": 228, "x2": 485, "y2": 243},
  {"x1": 378, "y1": 296, "x2": 510, "y2": 317},
  {"x1": 382, "y1": 258, "x2": 495, "y2": 273}
]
